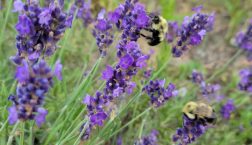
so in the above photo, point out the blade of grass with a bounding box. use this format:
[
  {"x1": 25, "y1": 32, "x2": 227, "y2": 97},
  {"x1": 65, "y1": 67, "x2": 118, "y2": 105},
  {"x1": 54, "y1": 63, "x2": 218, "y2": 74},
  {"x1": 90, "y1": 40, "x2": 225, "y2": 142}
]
[
  {"x1": 0, "y1": 0, "x2": 13, "y2": 59},
  {"x1": 44, "y1": 57, "x2": 102, "y2": 145},
  {"x1": 7, "y1": 122, "x2": 19, "y2": 145}
]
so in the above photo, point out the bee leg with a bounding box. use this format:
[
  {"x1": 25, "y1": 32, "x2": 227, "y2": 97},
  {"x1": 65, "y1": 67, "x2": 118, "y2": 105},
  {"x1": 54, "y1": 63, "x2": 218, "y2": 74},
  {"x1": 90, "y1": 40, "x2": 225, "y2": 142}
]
[
  {"x1": 144, "y1": 28, "x2": 155, "y2": 33},
  {"x1": 199, "y1": 118, "x2": 207, "y2": 126},
  {"x1": 140, "y1": 33, "x2": 152, "y2": 40}
]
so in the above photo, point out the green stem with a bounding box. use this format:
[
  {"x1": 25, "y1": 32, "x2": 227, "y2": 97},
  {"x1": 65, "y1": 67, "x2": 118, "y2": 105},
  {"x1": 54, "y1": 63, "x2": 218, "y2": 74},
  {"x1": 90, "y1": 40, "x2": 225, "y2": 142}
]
[
  {"x1": 0, "y1": 0, "x2": 13, "y2": 59},
  {"x1": 58, "y1": 118, "x2": 88, "y2": 145},
  {"x1": 73, "y1": 122, "x2": 88, "y2": 145},
  {"x1": 28, "y1": 122, "x2": 34, "y2": 145},
  {"x1": 138, "y1": 117, "x2": 146, "y2": 139},
  {"x1": 44, "y1": 58, "x2": 102, "y2": 145},
  {"x1": 109, "y1": 107, "x2": 152, "y2": 138},
  {"x1": 58, "y1": 108, "x2": 86, "y2": 143},
  {"x1": 7, "y1": 122, "x2": 19, "y2": 145},
  {"x1": 0, "y1": 119, "x2": 8, "y2": 133},
  {"x1": 20, "y1": 122, "x2": 25, "y2": 145}
]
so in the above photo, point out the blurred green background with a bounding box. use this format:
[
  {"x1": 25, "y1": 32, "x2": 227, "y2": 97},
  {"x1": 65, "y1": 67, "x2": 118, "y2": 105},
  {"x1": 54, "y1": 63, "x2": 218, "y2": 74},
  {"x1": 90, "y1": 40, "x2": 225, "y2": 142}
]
[{"x1": 0, "y1": 0, "x2": 252, "y2": 145}]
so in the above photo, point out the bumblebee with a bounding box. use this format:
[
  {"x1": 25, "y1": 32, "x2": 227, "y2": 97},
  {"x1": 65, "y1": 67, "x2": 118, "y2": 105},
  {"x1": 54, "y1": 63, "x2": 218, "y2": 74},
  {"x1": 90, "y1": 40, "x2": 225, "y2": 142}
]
[
  {"x1": 182, "y1": 101, "x2": 216, "y2": 125},
  {"x1": 140, "y1": 14, "x2": 168, "y2": 46}
]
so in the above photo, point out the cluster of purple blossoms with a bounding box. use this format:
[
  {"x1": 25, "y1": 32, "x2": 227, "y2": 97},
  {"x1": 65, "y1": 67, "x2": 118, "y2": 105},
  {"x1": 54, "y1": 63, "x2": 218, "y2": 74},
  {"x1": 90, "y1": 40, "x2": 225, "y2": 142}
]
[
  {"x1": 8, "y1": 60, "x2": 61, "y2": 126},
  {"x1": 143, "y1": 68, "x2": 153, "y2": 79},
  {"x1": 134, "y1": 130, "x2": 159, "y2": 145},
  {"x1": 220, "y1": 99, "x2": 235, "y2": 120},
  {"x1": 75, "y1": 0, "x2": 93, "y2": 27},
  {"x1": 92, "y1": 9, "x2": 114, "y2": 56},
  {"x1": 172, "y1": 115, "x2": 207, "y2": 145},
  {"x1": 166, "y1": 21, "x2": 180, "y2": 43},
  {"x1": 11, "y1": 0, "x2": 73, "y2": 65},
  {"x1": 235, "y1": 19, "x2": 252, "y2": 60},
  {"x1": 191, "y1": 70, "x2": 223, "y2": 102},
  {"x1": 238, "y1": 67, "x2": 252, "y2": 93},
  {"x1": 107, "y1": 0, "x2": 150, "y2": 56},
  {"x1": 172, "y1": 6, "x2": 215, "y2": 57},
  {"x1": 81, "y1": 42, "x2": 147, "y2": 139},
  {"x1": 143, "y1": 79, "x2": 178, "y2": 107},
  {"x1": 81, "y1": 0, "x2": 151, "y2": 139}
]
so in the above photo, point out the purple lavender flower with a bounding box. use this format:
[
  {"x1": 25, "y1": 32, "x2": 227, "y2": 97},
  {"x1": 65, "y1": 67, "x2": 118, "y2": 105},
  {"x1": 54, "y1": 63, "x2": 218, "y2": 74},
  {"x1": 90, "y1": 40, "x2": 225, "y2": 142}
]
[
  {"x1": 191, "y1": 70, "x2": 223, "y2": 102},
  {"x1": 54, "y1": 60, "x2": 63, "y2": 80},
  {"x1": 110, "y1": 0, "x2": 150, "y2": 56},
  {"x1": 34, "y1": 108, "x2": 48, "y2": 127},
  {"x1": 13, "y1": 0, "x2": 24, "y2": 13},
  {"x1": 90, "y1": 112, "x2": 107, "y2": 126},
  {"x1": 38, "y1": 8, "x2": 52, "y2": 25},
  {"x1": 191, "y1": 70, "x2": 204, "y2": 84},
  {"x1": 65, "y1": 4, "x2": 77, "y2": 28},
  {"x1": 81, "y1": 92, "x2": 108, "y2": 139},
  {"x1": 172, "y1": 115, "x2": 208, "y2": 145},
  {"x1": 83, "y1": 92, "x2": 108, "y2": 124},
  {"x1": 8, "y1": 106, "x2": 18, "y2": 125},
  {"x1": 15, "y1": 60, "x2": 30, "y2": 83},
  {"x1": 166, "y1": 21, "x2": 180, "y2": 43},
  {"x1": 81, "y1": 0, "x2": 151, "y2": 139},
  {"x1": 238, "y1": 67, "x2": 252, "y2": 92},
  {"x1": 143, "y1": 68, "x2": 153, "y2": 79},
  {"x1": 119, "y1": 54, "x2": 134, "y2": 69},
  {"x1": 134, "y1": 130, "x2": 159, "y2": 145},
  {"x1": 80, "y1": 123, "x2": 93, "y2": 140},
  {"x1": 16, "y1": 15, "x2": 35, "y2": 36},
  {"x1": 143, "y1": 79, "x2": 178, "y2": 107},
  {"x1": 117, "y1": 136, "x2": 123, "y2": 145},
  {"x1": 8, "y1": 60, "x2": 54, "y2": 126},
  {"x1": 172, "y1": 6, "x2": 214, "y2": 57},
  {"x1": 92, "y1": 9, "x2": 114, "y2": 56},
  {"x1": 220, "y1": 99, "x2": 235, "y2": 120},
  {"x1": 101, "y1": 65, "x2": 114, "y2": 80},
  {"x1": 76, "y1": 0, "x2": 93, "y2": 27},
  {"x1": 11, "y1": 1, "x2": 72, "y2": 65},
  {"x1": 235, "y1": 19, "x2": 252, "y2": 60}
]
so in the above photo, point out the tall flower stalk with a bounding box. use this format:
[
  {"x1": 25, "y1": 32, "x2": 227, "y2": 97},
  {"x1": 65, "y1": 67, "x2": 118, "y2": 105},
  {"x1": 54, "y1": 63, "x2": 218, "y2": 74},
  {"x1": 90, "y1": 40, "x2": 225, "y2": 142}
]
[
  {"x1": 171, "y1": 6, "x2": 215, "y2": 57},
  {"x1": 11, "y1": 0, "x2": 73, "y2": 65},
  {"x1": 8, "y1": 0, "x2": 68, "y2": 126},
  {"x1": 81, "y1": 0, "x2": 151, "y2": 140}
]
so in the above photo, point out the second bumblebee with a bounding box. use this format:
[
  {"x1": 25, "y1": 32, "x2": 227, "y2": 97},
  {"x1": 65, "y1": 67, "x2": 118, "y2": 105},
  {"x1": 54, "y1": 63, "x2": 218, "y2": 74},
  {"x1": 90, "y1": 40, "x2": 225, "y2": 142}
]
[{"x1": 182, "y1": 101, "x2": 217, "y2": 125}]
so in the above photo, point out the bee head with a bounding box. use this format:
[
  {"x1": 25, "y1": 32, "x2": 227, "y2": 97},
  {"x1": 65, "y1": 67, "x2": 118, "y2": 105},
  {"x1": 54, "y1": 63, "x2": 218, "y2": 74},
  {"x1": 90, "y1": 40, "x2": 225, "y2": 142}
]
[
  {"x1": 183, "y1": 101, "x2": 198, "y2": 120},
  {"x1": 149, "y1": 13, "x2": 160, "y2": 24}
]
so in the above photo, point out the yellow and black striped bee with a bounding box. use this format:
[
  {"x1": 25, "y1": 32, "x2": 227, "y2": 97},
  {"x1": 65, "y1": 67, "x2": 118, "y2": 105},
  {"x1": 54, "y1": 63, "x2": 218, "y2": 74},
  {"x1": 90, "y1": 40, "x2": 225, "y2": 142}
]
[
  {"x1": 140, "y1": 14, "x2": 168, "y2": 46},
  {"x1": 182, "y1": 101, "x2": 217, "y2": 125}
]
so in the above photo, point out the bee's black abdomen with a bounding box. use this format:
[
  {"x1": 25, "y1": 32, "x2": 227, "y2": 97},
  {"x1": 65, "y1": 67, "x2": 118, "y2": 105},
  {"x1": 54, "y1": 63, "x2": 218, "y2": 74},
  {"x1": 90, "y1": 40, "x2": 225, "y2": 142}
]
[
  {"x1": 205, "y1": 117, "x2": 216, "y2": 124},
  {"x1": 148, "y1": 37, "x2": 161, "y2": 46},
  {"x1": 147, "y1": 29, "x2": 161, "y2": 46}
]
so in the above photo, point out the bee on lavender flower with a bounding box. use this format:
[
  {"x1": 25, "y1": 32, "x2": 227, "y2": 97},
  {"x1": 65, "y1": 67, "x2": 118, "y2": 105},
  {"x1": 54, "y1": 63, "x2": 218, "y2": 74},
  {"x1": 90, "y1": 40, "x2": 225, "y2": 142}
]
[
  {"x1": 140, "y1": 14, "x2": 168, "y2": 46},
  {"x1": 183, "y1": 101, "x2": 217, "y2": 126}
]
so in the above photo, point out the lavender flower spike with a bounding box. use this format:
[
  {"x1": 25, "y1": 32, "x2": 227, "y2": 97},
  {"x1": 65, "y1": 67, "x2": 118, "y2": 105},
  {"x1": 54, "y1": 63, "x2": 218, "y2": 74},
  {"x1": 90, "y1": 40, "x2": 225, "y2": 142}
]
[
  {"x1": 220, "y1": 99, "x2": 235, "y2": 120},
  {"x1": 8, "y1": 60, "x2": 54, "y2": 126},
  {"x1": 76, "y1": 0, "x2": 93, "y2": 27},
  {"x1": 143, "y1": 79, "x2": 178, "y2": 107},
  {"x1": 238, "y1": 67, "x2": 252, "y2": 93},
  {"x1": 191, "y1": 70, "x2": 223, "y2": 103},
  {"x1": 92, "y1": 9, "x2": 114, "y2": 56},
  {"x1": 172, "y1": 6, "x2": 215, "y2": 57},
  {"x1": 12, "y1": 0, "x2": 72, "y2": 65},
  {"x1": 172, "y1": 115, "x2": 208, "y2": 145},
  {"x1": 235, "y1": 18, "x2": 252, "y2": 60},
  {"x1": 134, "y1": 130, "x2": 159, "y2": 145}
]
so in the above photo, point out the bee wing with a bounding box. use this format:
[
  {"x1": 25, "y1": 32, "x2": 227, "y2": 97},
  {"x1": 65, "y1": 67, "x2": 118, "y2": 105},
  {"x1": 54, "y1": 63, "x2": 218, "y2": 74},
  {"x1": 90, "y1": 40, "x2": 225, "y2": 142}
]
[
  {"x1": 195, "y1": 103, "x2": 213, "y2": 117},
  {"x1": 196, "y1": 97, "x2": 215, "y2": 106}
]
